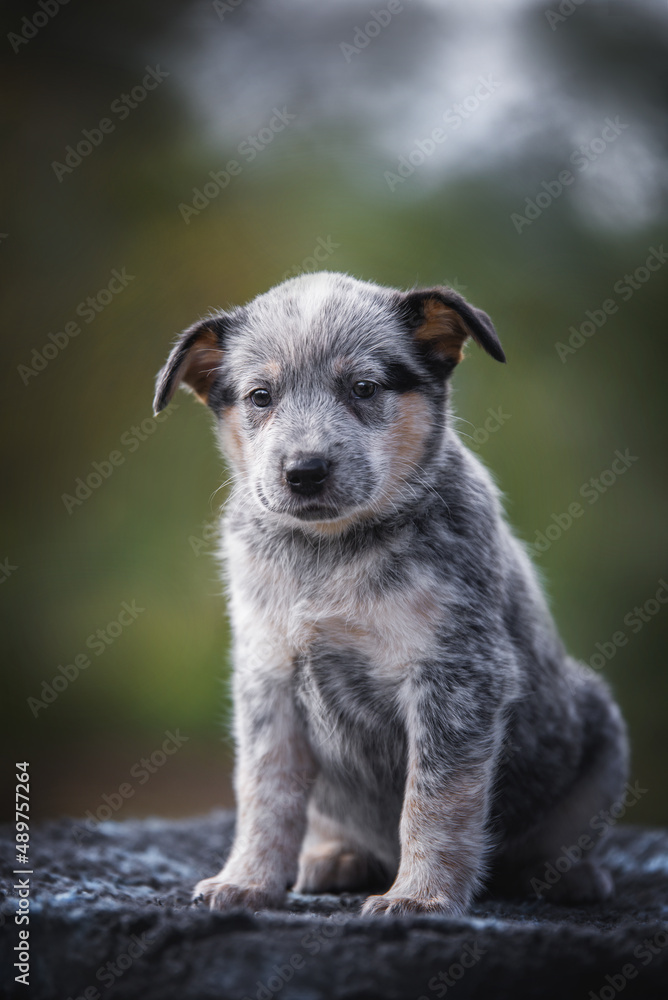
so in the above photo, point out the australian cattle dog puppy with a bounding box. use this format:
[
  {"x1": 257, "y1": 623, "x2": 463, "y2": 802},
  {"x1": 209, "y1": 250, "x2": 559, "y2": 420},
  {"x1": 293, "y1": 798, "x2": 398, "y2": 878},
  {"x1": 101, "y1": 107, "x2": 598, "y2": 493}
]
[{"x1": 154, "y1": 272, "x2": 628, "y2": 916}]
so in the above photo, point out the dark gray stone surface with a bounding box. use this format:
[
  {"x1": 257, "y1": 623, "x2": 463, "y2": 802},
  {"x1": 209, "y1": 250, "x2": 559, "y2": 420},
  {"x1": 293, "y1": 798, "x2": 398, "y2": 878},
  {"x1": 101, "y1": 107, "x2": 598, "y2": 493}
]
[{"x1": 2, "y1": 812, "x2": 668, "y2": 999}]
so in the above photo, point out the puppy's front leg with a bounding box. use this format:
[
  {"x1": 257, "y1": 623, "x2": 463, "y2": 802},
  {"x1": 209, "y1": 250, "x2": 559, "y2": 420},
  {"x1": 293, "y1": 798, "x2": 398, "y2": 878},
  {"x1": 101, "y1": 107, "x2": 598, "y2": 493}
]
[
  {"x1": 362, "y1": 669, "x2": 503, "y2": 917},
  {"x1": 194, "y1": 668, "x2": 315, "y2": 911}
]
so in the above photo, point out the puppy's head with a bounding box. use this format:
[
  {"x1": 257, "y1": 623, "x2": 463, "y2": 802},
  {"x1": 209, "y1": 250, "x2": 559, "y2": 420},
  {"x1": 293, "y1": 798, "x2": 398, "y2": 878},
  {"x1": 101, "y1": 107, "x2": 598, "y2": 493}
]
[{"x1": 154, "y1": 273, "x2": 504, "y2": 531}]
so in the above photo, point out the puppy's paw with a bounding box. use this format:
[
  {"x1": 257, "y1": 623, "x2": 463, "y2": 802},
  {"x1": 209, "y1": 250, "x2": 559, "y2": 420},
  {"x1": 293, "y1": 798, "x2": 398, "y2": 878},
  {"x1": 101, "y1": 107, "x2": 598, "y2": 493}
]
[
  {"x1": 295, "y1": 843, "x2": 371, "y2": 894},
  {"x1": 361, "y1": 892, "x2": 460, "y2": 917},
  {"x1": 192, "y1": 876, "x2": 283, "y2": 912}
]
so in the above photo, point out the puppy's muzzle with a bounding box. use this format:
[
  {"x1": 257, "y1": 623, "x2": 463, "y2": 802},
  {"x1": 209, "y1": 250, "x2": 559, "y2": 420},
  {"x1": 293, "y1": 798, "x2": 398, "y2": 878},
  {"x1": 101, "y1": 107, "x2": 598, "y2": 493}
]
[{"x1": 284, "y1": 456, "x2": 330, "y2": 497}]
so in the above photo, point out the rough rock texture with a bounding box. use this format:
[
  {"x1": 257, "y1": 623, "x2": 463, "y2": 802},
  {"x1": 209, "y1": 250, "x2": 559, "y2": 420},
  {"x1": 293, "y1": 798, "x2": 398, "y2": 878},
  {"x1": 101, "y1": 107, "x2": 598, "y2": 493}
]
[{"x1": 1, "y1": 813, "x2": 668, "y2": 999}]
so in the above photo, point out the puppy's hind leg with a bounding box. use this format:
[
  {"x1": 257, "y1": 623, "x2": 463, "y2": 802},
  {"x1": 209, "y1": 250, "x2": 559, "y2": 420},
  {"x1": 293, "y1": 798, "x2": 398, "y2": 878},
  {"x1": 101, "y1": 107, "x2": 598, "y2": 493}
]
[
  {"x1": 501, "y1": 678, "x2": 629, "y2": 904},
  {"x1": 294, "y1": 802, "x2": 386, "y2": 895}
]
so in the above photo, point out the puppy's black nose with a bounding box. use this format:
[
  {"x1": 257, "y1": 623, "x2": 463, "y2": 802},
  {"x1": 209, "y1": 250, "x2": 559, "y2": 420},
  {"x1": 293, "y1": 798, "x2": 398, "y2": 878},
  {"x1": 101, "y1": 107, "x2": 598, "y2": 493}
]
[{"x1": 285, "y1": 456, "x2": 330, "y2": 496}]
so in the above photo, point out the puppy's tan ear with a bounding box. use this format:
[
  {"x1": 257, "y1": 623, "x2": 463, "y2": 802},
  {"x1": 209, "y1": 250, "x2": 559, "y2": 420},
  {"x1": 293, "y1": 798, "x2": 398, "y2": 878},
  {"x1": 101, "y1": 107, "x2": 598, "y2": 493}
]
[
  {"x1": 401, "y1": 287, "x2": 506, "y2": 370},
  {"x1": 153, "y1": 315, "x2": 228, "y2": 414}
]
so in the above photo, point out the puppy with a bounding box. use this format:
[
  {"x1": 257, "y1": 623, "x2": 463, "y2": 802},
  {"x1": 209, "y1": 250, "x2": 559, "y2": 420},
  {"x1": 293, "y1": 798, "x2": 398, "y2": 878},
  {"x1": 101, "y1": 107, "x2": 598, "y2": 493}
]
[{"x1": 154, "y1": 272, "x2": 628, "y2": 916}]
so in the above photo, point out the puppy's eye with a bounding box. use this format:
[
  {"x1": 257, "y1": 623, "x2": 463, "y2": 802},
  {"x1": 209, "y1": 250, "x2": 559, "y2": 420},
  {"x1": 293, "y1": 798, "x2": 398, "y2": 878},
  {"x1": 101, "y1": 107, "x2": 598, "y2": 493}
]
[
  {"x1": 250, "y1": 389, "x2": 271, "y2": 408},
  {"x1": 352, "y1": 380, "x2": 377, "y2": 399}
]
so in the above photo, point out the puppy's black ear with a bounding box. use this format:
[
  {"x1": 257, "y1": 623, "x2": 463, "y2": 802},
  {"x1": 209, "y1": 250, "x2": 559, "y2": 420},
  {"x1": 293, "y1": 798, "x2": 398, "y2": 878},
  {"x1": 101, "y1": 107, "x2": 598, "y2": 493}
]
[
  {"x1": 153, "y1": 315, "x2": 228, "y2": 414},
  {"x1": 400, "y1": 286, "x2": 506, "y2": 372}
]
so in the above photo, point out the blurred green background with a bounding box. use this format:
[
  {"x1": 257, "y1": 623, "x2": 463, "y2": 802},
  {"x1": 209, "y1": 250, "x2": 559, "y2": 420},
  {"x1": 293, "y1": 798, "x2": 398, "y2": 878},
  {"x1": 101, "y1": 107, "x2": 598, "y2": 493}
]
[{"x1": 1, "y1": 0, "x2": 666, "y2": 825}]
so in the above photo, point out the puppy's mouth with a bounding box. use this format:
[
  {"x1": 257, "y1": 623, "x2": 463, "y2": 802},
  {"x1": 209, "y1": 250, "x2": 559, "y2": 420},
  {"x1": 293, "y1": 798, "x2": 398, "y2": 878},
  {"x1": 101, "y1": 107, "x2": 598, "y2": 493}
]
[
  {"x1": 286, "y1": 502, "x2": 343, "y2": 522},
  {"x1": 255, "y1": 486, "x2": 346, "y2": 523}
]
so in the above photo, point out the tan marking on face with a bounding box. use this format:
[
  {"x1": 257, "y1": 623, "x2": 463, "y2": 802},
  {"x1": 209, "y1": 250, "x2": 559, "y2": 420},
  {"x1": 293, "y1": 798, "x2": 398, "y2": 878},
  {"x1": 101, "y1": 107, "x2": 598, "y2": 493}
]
[
  {"x1": 332, "y1": 355, "x2": 355, "y2": 376},
  {"x1": 262, "y1": 360, "x2": 282, "y2": 380},
  {"x1": 183, "y1": 326, "x2": 224, "y2": 402},
  {"x1": 414, "y1": 299, "x2": 471, "y2": 365},
  {"x1": 220, "y1": 405, "x2": 247, "y2": 474},
  {"x1": 382, "y1": 392, "x2": 432, "y2": 494},
  {"x1": 301, "y1": 511, "x2": 369, "y2": 536}
]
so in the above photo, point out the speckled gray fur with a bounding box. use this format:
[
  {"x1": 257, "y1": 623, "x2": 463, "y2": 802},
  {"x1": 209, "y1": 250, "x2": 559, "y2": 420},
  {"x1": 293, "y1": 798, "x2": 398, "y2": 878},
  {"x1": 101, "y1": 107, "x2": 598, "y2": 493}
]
[{"x1": 154, "y1": 272, "x2": 629, "y2": 917}]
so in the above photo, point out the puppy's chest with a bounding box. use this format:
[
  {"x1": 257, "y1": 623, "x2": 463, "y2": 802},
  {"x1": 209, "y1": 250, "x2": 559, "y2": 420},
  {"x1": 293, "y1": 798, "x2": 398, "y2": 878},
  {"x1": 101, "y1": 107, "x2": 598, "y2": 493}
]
[
  {"x1": 232, "y1": 537, "x2": 448, "y2": 682},
  {"x1": 303, "y1": 580, "x2": 442, "y2": 681},
  {"x1": 287, "y1": 564, "x2": 427, "y2": 781}
]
